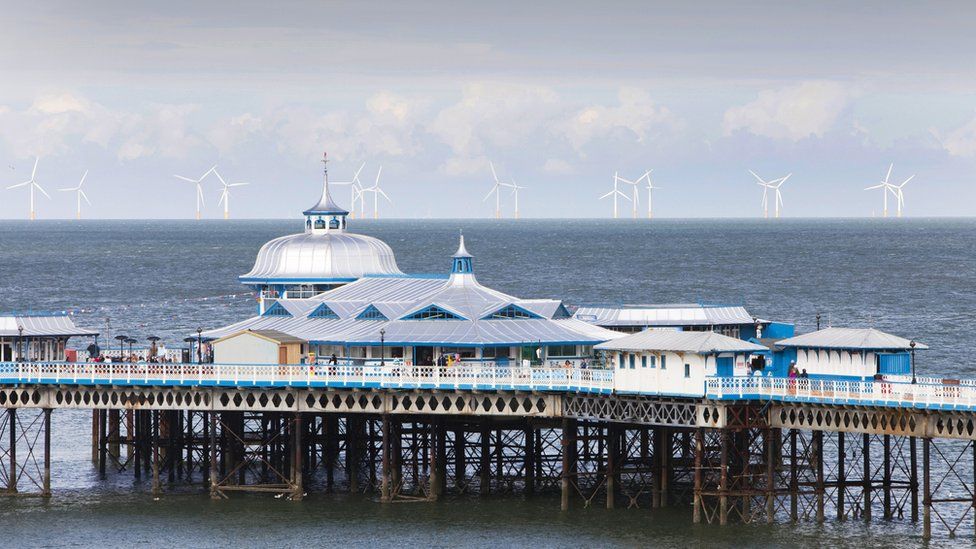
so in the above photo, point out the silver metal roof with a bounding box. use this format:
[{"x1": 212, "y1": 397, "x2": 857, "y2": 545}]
[
  {"x1": 595, "y1": 329, "x2": 767, "y2": 354},
  {"x1": 774, "y1": 327, "x2": 928, "y2": 351},
  {"x1": 240, "y1": 232, "x2": 403, "y2": 283},
  {"x1": 303, "y1": 166, "x2": 349, "y2": 216},
  {"x1": 206, "y1": 274, "x2": 624, "y2": 346},
  {"x1": 0, "y1": 314, "x2": 98, "y2": 337},
  {"x1": 574, "y1": 305, "x2": 754, "y2": 327}
]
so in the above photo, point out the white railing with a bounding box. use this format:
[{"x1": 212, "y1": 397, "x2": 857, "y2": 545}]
[
  {"x1": 705, "y1": 376, "x2": 976, "y2": 410},
  {"x1": 0, "y1": 361, "x2": 613, "y2": 394}
]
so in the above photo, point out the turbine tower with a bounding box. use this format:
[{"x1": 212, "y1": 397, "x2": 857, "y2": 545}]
[
  {"x1": 58, "y1": 170, "x2": 92, "y2": 220},
  {"x1": 363, "y1": 166, "x2": 392, "y2": 219},
  {"x1": 748, "y1": 170, "x2": 789, "y2": 219},
  {"x1": 213, "y1": 168, "x2": 249, "y2": 220},
  {"x1": 174, "y1": 166, "x2": 215, "y2": 220},
  {"x1": 484, "y1": 161, "x2": 508, "y2": 219},
  {"x1": 332, "y1": 162, "x2": 366, "y2": 219},
  {"x1": 643, "y1": 170, "x2": 660, "y2": 219},
  {"x1": 6, "y1": 157, "x2": 50, "y2": 220},
  {"x1": 600, "y1": 171, "x2": 631, "y2": 219},
  {"x1": 502, "y1": 180, "x2": 527, "y2": 219}
]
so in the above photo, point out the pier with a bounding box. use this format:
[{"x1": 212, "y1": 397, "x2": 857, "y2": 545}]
[{"x1": 1, "y1": 361, "x2": 975, "y2": 540}]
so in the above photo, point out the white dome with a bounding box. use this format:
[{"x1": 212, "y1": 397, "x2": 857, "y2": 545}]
[{"x1": 240, "y1": 232, "x2": 403, "y2": 283}]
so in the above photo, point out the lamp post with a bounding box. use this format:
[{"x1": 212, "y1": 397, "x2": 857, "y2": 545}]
[
  {"x1": 125, "y1": 338, "x2": 137, "y2": 359},
  {"x1": 910, "y1": 340, "x2": 917, "y2": 384},
  {"x1": 816, "y1": 313, "x2": 821, "y2": 330},
  {"x1": 197, "y1": 328, "x2": 203, "y2": 364},
  {"x1": 17, "y1": 325, "x2": 24, "y2": 362},
  {"x1": 380, "y1": 329, "x2": 386, "y2": 367}
]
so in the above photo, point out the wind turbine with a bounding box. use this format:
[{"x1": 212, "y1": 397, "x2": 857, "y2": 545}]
[
  {"x1": 484, "y1": 161, "x2": 508, "y2": 219},
  {"x1": 213, "y1": 168, "x2": 249, "y2": 220},
  {"x1": 890, "y1": 173, "x2": 915, "y2": 218},
  {"x1": 600, "y1": 171, "x2": 631, "y2": 219},
  {"x1": 643, "y1": 170, "x2": 660, "y2": 219},
  {"x1": 331, "y1": 161, "x2": 366, "y2": 219},
  {"x1": 59, "y1": 170, "x2": 92, "y2": 220},
  {"x1": 363, "y1": 166, "x2": 391, "y2": 219},
  {"x1": 865, "y1": 164, "x2": 913, "y2": 218},
  {"x1": 748, "y1": 170, "x2": 788, "y2": 219},
  {"x1": 615, "y1": 171, "x2": 651, "y2": 219},
  {"x1": 6, "y1": 157, "x2": 50, "y2": 220},
  {"x1": 502, "y1": 180, "x2": 527, "y2": 219},
  {"x1": 768, "y1": 174, "x2": 791, "y2": 218},
  {"x1": 174, "y1": 166, "x2": 215, "y2": 220}
]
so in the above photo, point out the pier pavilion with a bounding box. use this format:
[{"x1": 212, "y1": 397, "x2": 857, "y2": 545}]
[{"x1": 0, "y1": 312, "x2": 97, "y2": 362}]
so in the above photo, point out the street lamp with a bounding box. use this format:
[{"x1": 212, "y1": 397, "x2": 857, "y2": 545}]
[
  {"x1": 380, "y1": 329, "x2": 386, "y2": 367},
  {"x1": 197, "y1": 328, "x2": 203, "y2": 364},
  {"x1": 816, "y1": 313, "x2": 821, "y2": 331},
  {"x1": 910, "y1": 340, "x2": 917, "y2": 384}
]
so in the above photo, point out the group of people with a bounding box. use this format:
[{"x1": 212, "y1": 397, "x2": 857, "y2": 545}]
[{"x1": 787, "y1": 362, "x2": 809, "y2": 379}]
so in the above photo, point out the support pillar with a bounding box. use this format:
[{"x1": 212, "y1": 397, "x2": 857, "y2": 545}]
[
  {"x1": 524, "y1": 425, "x2": 535, "y2": 496},
  {"x1": 882, "y1": 434, "x2": 892, "y2": 520},
  {"x1": 381, "y1": 414, "x2": 392, "y2": 503},
  {"x1": 6, "y1": 408, "x2": 15, "y2": 494},
  {"x1": 765, "y1": 428, "x2": 776, "y2": 523},
  {"x1": 98, "y1": 409, "x2": 107, "y2": 479},
  {"x1": 291, "y1": 412, "x2": 303, "y2": 500},
  {"x1": 922, "y1": 437, "x2": 930, "y2": 539},
  {"x1": 837, "y1": 432, "x2": 846, "y2": 521},
  {"x1": 42, "y1": 408, "x2": 51, "y2": 497},
  {"x1": 151, "y1": 412, "x2": 161, "y2": 498},
  {"x1": 454, "y1": 426, "x2": 465, "y2": 491},
  {"x1": 719, "y1": 430, "x2": 729, "y2": 526},
  {"x1": 814, "y1": 430, "x2": 825, "y2": 523},
  {"x1": 693, "y1": 428, "x2": 703, "y2": 524},
  {"x1": 480, "y1": 420, "x2": 490, "y2": 497},
  {"x1": 607, "y1": 424, "x2": 617, "y2": 510},
  {"x1": 209, "y1": 411, "x2": 219, "y2": 499},
  {"x1": 91, "y1": 410, "x2": 99, "y2": 464},
  {"x1": 560, "y1": 418, "x2": 577, "y2": 511},
  {"x1": 863, "y1": 433, "x2": 871, "y2": 522},
  {"x1": 790, "y1": 429, "x2": 798, "y2": 521},
  {"x1": 910, "y1": 436, "x2": 919, "y2": 522}
]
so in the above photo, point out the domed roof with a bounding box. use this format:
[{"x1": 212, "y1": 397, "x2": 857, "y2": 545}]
[{"x1": 240, "y1": 231, "x2": 403, "y2": 283}]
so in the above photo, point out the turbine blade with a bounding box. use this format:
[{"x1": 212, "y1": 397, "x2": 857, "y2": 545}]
[
  {"x1": 197, "y1": 185, "x2": 206, "y2": 206},
  {"x1": 748, "y1": 169, "x2": 765, "y2": 184},
  {"x1": 35, "y1": 183, "x2": 50, "y2": 199},
  {"x1": 899, "y1": 174, "x2": 915, "y2": 188},
  {"x1": 7, "y1": 182, "x2": 29, "y2": 189},
  {"x1": 864, "y1": 184, "x2": 884, "y2": 190},
  {"x1": 375, "y1": 166, "x2": 383, "y2": 185},
  {"x1": 174, "y1": 175, "x2": 196, "y2": 182},
  {"x1": 31, "y1": 157, "x2": 38, "y2": 180},
  {"x1": 213, "y1": 169, "x2": 227, "y2": 186},
  {"x1": 483, "y1": 186, "x2": 497, "y2": 201},
  {"x1": 79, "y1": 170, "x2": 88, "y2": 187},
  {"x1": 353, "y1": 162, "x2": 366, "y2": 180},
  {"x1": 378, "y1": 189, "x2": 391, "y2": 202},
  {"x1": 80, "y1": 190, "x2": 92, "y2": 205},
  {"x1": 599, "y1": 191, "x2": 614, "y2": 200},
  {"x1": 885, "y1": 163, "x2": 893, "y2": 184},
  {"x1": 228, "y1": 182, "x2": 249, "y2": 187},
  {"x1": 489, "y1": 161, "x2": 498, "y2": 183}
]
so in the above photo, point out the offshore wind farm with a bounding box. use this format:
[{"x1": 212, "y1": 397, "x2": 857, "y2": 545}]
[{"x1": 3, "y1": 2, "x2": 976, "y2": 549}]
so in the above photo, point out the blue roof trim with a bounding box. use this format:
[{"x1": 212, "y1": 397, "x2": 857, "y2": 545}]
[
  {"x1": 308, "y1": 303, "x2": 340, "y2": 319},
  {"x1": 309, "y1": 339, "x2": 602, "y2": 347},
  {"x1": 262, "y1": 302, "x2": 293, "y2": 317},
  {"x1": 362, "y1": 273, "x2": 451, "y2": 280},
  {"x1": 481, "y1": 304, "x2": 542, "y2": 320},
  {"x1": 239, "y1": 277, "x2": 359, "y2": 284},
  {"x1": 400, "y1": 304, "x2": 467, "y2": 321},
  {"x1": 356, "y1": 305, "x2": 388, "y2": 320}
]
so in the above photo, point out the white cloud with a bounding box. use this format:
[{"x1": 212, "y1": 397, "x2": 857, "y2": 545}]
[
  {"x1": 722, "y1": 81, "x2": 852, "y2": 141},
  {"x1": 940, "y1": 114, "x2": 976, "y2": 157},
  {"x1": 208, "y1": 113, "x2": 263, "y2": 155},
  {"x1": 542, "y1": 158, "x2": 573, "y2": 174},
  {"x1": 560, "y1": 87, "x2": 677, "y2": 152}
]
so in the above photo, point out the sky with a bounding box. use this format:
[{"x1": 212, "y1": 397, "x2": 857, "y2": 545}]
[{"x1": 1, "y1": 1, "x2": 975, "y2": 219}]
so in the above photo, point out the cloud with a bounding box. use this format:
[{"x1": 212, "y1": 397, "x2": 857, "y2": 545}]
[
  {"x1": 940, "y1": 114, "x2": 976, "y2": 157},
  {"x1": 722, "y1": 81, "x2": 852, "y2": 141},
  {"x1": 542, "y1": 158, "x2": 573, "y2": 174},
  {"x1": 560, "y1": 87, "x2": 677, "y2": 152}
]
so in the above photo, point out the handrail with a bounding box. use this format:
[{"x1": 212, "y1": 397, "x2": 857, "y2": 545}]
[
  {"x1": 704, "y1": 376, "x2": 976, "y2": 410},
  {"x1": 0, "y1": 361, "x2": 614, "y2": 394}
]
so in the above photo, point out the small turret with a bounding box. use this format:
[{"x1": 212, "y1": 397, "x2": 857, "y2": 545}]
[
  {"x1": 303, "y1": 151, "x2": 349, "y2": 234},
  {"x1": 448, "y1": 231, "x2": 477, "y2": 286}
]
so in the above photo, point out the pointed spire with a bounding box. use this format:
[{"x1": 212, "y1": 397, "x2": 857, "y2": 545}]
[
  {"x1": 303, "y1": 150, "x2": 349, "y2": 216},
  {"x1": 451, "y1": 230, "x2": 474, "y2": 275},
  {"x1": 453, "y1": 230, "x2": 472, "y2": 258}
]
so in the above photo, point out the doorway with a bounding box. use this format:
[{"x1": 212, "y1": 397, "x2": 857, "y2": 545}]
[{"x1": 414, "y1": 346, "x2": 434, "y2": 366}]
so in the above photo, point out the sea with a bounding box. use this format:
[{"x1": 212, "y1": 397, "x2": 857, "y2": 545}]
[{"x1": 1, "y1": 218, "x2": 974, "y2": 548}]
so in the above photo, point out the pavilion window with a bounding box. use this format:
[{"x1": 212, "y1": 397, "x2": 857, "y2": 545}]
[
  {"x1": 486, "y1": 305, "x2": 540, "y2": 320},
  {"x1": 642, "y1": 355, "x2": 647, "y2": 368},
  {"x1": 547, "y1": 344, "x2": 576, "y2": 357},
  {"x1": 357, "y1": 305, "x2": 388, "y2": 320},
  {"x1": 403, "y1": 305, "x2": 465, "y2": 321},
  {"x1": 684, "y1": 363, "x2": 691, "y2": 378},
  {"x1": 661, "y1": 355, "x2": 667, "y2": 369},
  {"x1": 440, "y1": 347, "x2": 476, "y2": 359}
]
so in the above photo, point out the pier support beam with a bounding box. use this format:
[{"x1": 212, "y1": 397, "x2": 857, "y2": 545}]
[
  {"x1": 923, "y1": 437, "x2": 930, "y2": 539},
  {"x1": 6, "y1": 408, "x2": 15, "y2": 494},
  {"x1": 291, "y1": 412, "x2": 303, "y2": 500},
  {"x1": 560, "y1": 418, "x2": 577, "y2": 511},
  {"x1": 42, "y1": 408, "x2": 51, "y2": 497},
  {"x1": 381, "y1": 414, "x2": 391, "y2": 503}
]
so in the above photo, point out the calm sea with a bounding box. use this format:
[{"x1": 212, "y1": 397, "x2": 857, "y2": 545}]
[{"x1": 0, "y1": 218, "x2": 973, "y2": 547}]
